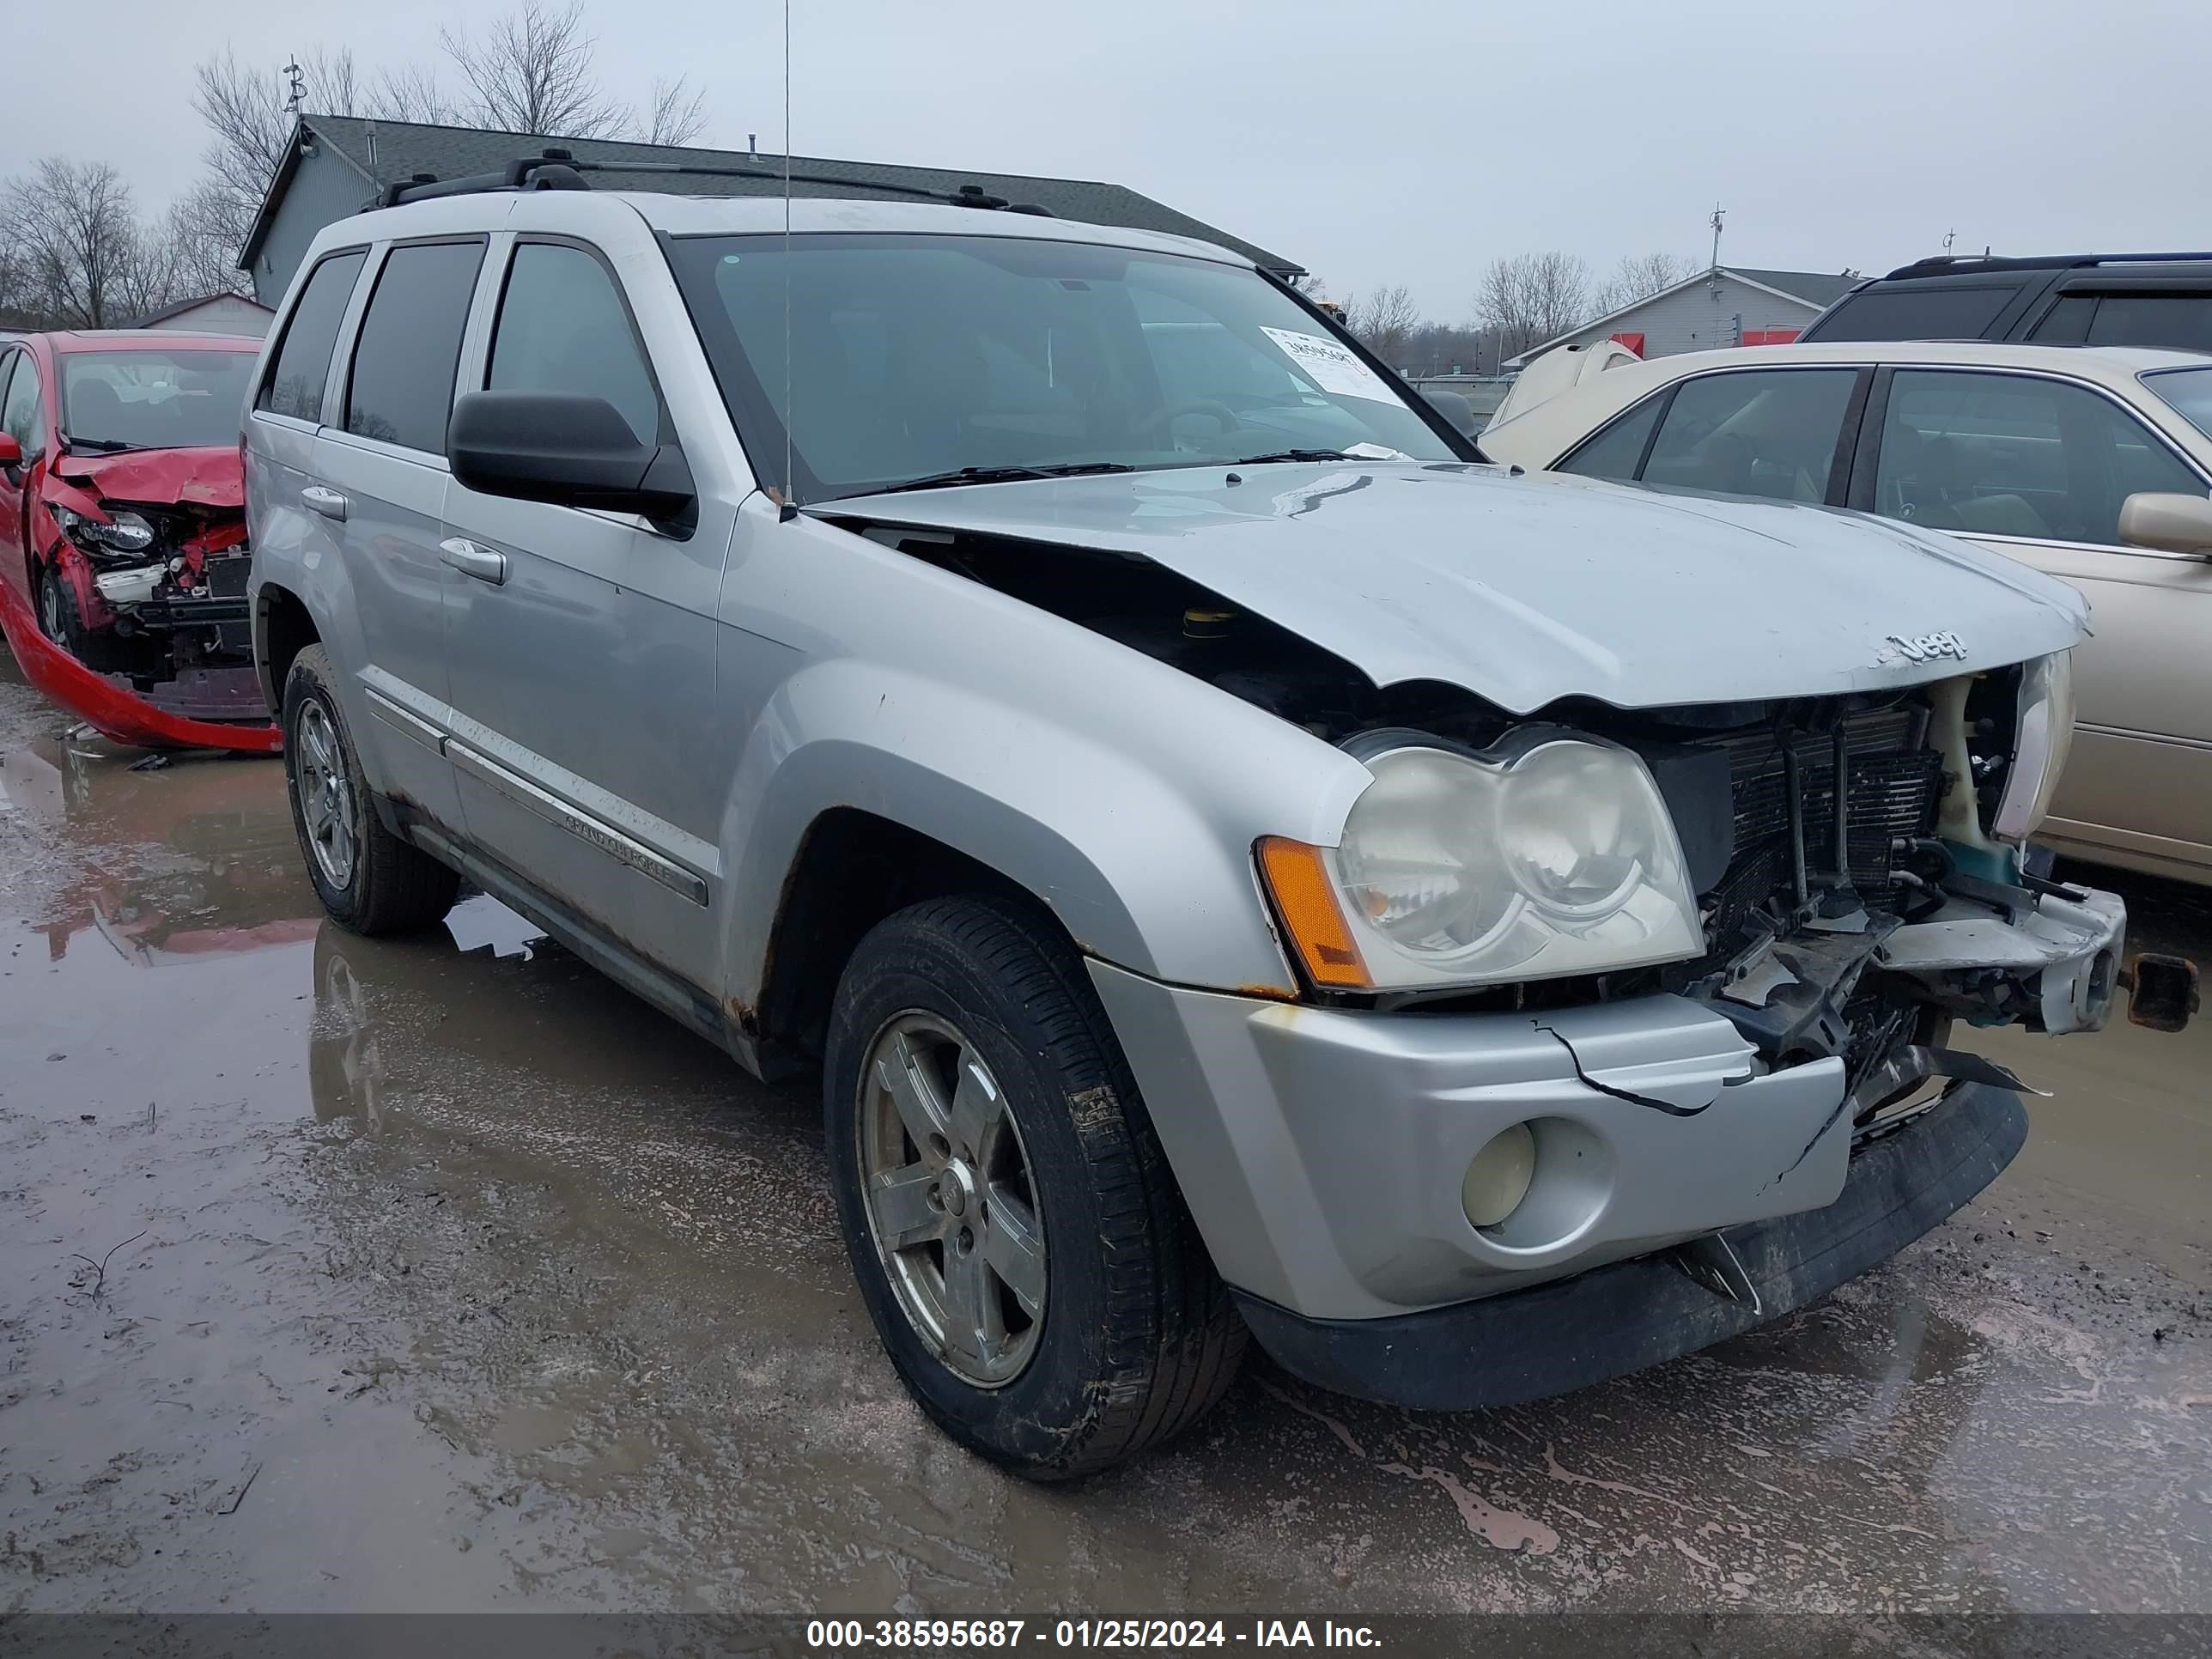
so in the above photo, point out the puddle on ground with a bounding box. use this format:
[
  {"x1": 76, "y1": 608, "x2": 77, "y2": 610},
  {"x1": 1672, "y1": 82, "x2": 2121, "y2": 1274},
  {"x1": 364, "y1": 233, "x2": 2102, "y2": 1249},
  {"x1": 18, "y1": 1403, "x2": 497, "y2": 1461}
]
[{"x1": 2, "y1": 657, "x2": 2208, "y2": 1616}]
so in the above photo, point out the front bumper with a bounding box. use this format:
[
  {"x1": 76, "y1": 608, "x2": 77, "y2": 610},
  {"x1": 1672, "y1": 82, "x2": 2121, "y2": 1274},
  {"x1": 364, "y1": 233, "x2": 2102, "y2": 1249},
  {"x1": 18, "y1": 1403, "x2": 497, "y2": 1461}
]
[
  {"x1": 1234, "y1": 1083, "x2": 2027, "y2": 1411},
  {"x1": 1090, "y1": 964, "x2": 1859, "y2": 1323}
]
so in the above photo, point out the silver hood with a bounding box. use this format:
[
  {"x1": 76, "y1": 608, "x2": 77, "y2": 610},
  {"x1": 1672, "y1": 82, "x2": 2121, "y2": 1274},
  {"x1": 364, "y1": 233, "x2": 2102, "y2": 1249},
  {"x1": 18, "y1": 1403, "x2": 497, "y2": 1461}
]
[{"x1": 823, "y1": 461, "x2": 2090, "y2": 713}]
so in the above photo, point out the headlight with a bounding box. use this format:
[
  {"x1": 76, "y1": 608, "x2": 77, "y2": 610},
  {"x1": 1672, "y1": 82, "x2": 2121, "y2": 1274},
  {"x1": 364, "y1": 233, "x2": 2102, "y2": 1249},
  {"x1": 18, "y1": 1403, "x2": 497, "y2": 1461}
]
[
  {"x1": 52, "y1": 504, "x2": 156, "y2": 559},
  {"x1": 1261, "y1": 732, "x2": 1704, "y2": 991},
  {"x1": 1993, "y1": 652, "x2": 2075, "y2": 842}
]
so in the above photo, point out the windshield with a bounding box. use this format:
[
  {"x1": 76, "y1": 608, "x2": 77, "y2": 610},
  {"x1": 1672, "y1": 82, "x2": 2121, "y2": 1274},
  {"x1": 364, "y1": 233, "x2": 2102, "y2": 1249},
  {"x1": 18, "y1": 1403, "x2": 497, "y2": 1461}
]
[
  {"x1": 667, "y1": 233, "x2": 1458, "y2": 501},
  {"x1": 2144, "y1": 366, "x2": 2212, "y2": 441},
  {"x1": 59, "y1": 349, "x2": 256, "y2": 451}
]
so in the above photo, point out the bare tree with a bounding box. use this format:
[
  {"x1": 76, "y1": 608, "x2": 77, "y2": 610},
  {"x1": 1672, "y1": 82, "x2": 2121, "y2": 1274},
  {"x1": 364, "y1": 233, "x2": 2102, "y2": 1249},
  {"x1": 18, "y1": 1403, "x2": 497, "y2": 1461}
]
[
  {"x1": 1473, "y1": 252, "x2": 1592, "y2": 361},
  {"x1": 3, "y1": 158, "x2": 148, "y2": 328},
  {"x1": 159, "y1": 179, "x2": 257, "y2": 300},
  {"x1": 178, "y1": 18, "x2": 712, "y2": 289},
  {"x1": 1595, "y1": 251, "x2": 1695, "y2": 315},
  {"x1": 641, "y1": 77, "x2": 708, "y2": 146},
  {"x1": 1346, "y1": 283, "x2": 1421, "y2": 366},
  {"x1": 441, "y1": 0, "x2": 628, "y2": 137},
  {"x1": 374, "y1": 63, "x2": 461, "y2": 125}
]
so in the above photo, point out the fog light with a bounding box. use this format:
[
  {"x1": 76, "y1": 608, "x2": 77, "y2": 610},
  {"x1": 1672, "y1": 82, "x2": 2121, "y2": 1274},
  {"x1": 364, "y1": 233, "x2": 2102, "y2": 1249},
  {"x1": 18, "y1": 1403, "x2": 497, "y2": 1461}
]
[{"x1": 1462, "y1": 1122, "x2": 1537, "y2": 1228}]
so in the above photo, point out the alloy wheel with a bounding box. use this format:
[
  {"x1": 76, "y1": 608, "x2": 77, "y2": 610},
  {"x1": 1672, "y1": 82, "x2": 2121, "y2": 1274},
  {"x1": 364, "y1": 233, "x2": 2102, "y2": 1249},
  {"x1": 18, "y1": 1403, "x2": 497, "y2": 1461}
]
[
  {"x1": 38, "y1": 572, "x2": 65, "y2": 642},
  {"x1": 857, "y1": 1012, "x2": 1048, "y2": 1388},
  {"x1": 295, "y1": 699, "x2": 360, "y2": 890}
]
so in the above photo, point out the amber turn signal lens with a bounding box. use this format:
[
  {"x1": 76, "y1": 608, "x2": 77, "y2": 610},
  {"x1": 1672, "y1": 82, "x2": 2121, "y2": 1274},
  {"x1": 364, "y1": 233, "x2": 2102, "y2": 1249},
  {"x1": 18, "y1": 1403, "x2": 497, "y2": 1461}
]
[{"x1": 1257, "y1": 836, "x2": 1370, "y2": 989}]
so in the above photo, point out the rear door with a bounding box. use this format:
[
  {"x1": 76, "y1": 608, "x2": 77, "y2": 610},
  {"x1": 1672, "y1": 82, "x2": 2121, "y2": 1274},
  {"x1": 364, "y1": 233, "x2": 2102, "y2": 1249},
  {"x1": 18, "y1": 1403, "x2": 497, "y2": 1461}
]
[
  {"x1": 1850, "y1": 365, "x2": 2212, "y2": 873},
  {"x1": 311, "y1": 238, "x2": 483, "y2": 833},
  {"x1": 246, "y1": 246, "x2": 367, "y2": 682},
  {"x1": 438, "y1": 234, "x2": 726, "y2": 994}
]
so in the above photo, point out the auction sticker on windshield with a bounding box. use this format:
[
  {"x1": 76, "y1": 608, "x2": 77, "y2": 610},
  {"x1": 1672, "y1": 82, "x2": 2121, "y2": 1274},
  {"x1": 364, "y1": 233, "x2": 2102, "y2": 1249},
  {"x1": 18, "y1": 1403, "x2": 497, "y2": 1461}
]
[{"x1": 1258, "y1": 327, "x2": 1401, "y2": 404}]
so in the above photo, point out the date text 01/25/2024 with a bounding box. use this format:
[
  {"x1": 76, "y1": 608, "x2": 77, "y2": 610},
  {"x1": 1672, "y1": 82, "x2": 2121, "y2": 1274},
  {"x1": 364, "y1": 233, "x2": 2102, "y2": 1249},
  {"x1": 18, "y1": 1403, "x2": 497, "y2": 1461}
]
[{"x1": 804, "y1": 1620, "x2": 1382, "y2": 1649}]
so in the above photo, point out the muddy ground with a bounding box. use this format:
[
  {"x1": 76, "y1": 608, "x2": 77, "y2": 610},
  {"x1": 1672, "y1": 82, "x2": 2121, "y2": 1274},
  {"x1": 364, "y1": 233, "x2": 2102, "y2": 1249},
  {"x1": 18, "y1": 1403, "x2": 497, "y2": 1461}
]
[{"x1": 1, "y1": 652, "x2": 2207, "y2": 1622}]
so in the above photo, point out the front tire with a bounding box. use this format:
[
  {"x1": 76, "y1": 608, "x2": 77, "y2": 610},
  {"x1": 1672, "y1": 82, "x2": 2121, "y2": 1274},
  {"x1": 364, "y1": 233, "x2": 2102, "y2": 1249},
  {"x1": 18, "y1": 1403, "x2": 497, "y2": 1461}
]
[
  {"x1": 282, "y1": 644, "x2": 459, "y2": 935},
  {"x1": 34, "y1": 560, "x2": 121, "y2": 672},
  {"x1": 824, "y1": 895, "x2": 1244, "y2": 1479}
]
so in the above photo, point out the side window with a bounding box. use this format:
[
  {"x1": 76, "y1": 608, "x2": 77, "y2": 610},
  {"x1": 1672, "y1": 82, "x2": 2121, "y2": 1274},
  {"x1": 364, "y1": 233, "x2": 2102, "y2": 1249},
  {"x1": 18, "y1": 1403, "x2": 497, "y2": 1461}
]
[
  {"x1": 346, "y1": 240, "x2": 485, "y2": 455},
  {"x1": 2, "y1": 352, "x2": 46, "y2": 455},
  {"x1": 258, "y1": 251, "x2": 366, "y2": 422},
  {"x1": 1636, "y1": 369, "x2": 1857, "y2": 502},
  {"x1": 2027, "y1": 295, "x2": 2095, "y2": 344},
  {"x1": 2082, "y1": 294, "x2": 2212, "y2": 355},
  {"x1": 1556, "y1": 393, "x2": 1664, "y2": 480},
  {"x1": 1809, "y1": 286, "x2": 2014, "y2": 343},
  {"x1": 486, "y1": 243, "x2": 659, "y2": 445},
  {"x1": 1874, "y1": 369, "x2": 2205, "y2": 545}
]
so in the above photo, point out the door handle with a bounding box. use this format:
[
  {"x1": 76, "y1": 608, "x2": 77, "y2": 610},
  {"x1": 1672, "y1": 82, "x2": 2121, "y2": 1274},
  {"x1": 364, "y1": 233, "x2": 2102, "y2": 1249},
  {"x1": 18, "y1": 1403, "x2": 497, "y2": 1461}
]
[
  {"x1": 301, "y1": 485, "x2": 348, "y2": 521},
  {"x1": 439, "y1": 537, "x2": 508, "y2": 586}
]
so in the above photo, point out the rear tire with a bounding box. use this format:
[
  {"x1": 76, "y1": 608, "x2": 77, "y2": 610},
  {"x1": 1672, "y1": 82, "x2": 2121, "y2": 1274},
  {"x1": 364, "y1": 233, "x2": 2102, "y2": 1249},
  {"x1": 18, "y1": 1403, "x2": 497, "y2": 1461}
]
[
  {"x1": 824, "y1": 894, "x2": 1245, "y2": 1480},
  {"x1": 282, "y1": 644, "x2": 459, "y2": 935}
]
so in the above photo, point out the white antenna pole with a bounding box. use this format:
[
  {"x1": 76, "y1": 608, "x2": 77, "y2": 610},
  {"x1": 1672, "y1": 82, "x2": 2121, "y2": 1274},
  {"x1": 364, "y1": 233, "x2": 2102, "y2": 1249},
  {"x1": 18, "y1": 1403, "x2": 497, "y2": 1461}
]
[
  {"x1": 1708, "y1": 204, "x2": 1725, "y2": 272},
  {"x1": 779, "y1": 0, "x2": 796, "y2": 520}
]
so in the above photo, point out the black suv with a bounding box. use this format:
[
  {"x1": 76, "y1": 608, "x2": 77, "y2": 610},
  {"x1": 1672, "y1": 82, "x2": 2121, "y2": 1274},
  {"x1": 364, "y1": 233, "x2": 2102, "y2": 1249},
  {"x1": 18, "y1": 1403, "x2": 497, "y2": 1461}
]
[{"x1": 1801, "y1": 252, "x2": 2212, "y2": 351}]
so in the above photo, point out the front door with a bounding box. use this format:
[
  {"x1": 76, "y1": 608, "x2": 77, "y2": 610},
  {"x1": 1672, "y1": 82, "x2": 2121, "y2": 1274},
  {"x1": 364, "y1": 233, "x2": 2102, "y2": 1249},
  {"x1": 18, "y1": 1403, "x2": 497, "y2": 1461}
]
[
  {"x1": 0, "y1": 347, "x2": 50, "y2": 612},
  {"x1": 1858, "y1": 366, "x2": 2212, "y2": 876},
  {"x1": 439, "y1": 236, "x2": 727, "y2": 995}
]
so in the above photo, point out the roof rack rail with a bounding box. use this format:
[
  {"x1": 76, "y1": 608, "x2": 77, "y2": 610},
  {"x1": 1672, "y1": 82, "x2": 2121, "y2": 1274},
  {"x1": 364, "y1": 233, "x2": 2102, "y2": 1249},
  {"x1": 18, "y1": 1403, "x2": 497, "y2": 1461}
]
[
  {"x1": 1883, "y1": 251, "x2": 2212, "y2": 279},
  {"x1": 371, "y1": 149, "x2": 1056, "y2": 216}
]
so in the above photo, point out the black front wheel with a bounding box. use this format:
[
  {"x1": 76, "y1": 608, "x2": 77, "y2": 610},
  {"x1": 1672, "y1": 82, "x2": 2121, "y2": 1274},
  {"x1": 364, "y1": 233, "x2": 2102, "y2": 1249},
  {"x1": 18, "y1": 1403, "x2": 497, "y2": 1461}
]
[{"x1": 823, "y1": 895, "x2": 1244, "y2": 1480}]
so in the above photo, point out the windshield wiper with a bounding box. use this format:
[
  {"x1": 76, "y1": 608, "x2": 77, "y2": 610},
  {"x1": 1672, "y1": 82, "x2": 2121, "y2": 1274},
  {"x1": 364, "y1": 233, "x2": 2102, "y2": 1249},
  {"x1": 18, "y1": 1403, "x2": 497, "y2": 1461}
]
[
  {"x1": 61, "y1": 435, "x2": 142, "y2": 454},
  {"x1": 1226, "y1": 448, "x2": 1354, "y2": 465},
  {"x1": 873, "y1": 461, "x2": 1137, "y2": 495}
]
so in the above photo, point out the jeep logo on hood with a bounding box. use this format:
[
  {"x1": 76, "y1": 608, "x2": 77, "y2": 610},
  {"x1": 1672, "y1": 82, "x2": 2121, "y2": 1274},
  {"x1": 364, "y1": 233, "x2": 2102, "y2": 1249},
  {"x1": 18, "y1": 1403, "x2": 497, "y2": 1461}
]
[{"x1": 1879, "y1": 630, "x2": 1968, "y2": 665}]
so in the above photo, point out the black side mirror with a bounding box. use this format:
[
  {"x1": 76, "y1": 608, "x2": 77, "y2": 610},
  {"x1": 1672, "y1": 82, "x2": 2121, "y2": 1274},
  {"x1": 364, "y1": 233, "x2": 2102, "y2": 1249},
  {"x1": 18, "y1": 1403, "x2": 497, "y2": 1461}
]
[{"x1": 448, "y1": 391, "x2": 695, "y2": 521}]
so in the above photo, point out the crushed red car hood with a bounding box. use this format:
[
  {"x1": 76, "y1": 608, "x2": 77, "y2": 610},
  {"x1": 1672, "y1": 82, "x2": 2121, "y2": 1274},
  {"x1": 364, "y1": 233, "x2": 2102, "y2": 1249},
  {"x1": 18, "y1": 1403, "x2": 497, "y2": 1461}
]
[{"x1": 50, "y1": 446, "x2": 243, "y2": 508}]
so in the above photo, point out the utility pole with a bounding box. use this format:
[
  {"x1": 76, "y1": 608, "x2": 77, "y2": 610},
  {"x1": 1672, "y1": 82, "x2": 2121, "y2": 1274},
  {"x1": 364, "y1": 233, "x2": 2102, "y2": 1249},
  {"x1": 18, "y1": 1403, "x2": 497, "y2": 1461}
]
[
  {"x1": 284, "y1": 57, "x2": 305, "y2": 115},
  {"x1": 1709, "y1": 204, "x2": 1725, "y2": 273},
  {"x1": 1942, "y1": 228, "x2": 1956, "y2": 254}
]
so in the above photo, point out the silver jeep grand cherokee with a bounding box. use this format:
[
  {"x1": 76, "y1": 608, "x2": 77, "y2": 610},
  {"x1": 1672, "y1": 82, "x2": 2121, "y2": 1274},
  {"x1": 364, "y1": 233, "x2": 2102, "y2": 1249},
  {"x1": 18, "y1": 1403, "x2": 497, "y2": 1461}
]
[{"x1": 245, "y1": 158, "x2": 2148, "y2": 1479}]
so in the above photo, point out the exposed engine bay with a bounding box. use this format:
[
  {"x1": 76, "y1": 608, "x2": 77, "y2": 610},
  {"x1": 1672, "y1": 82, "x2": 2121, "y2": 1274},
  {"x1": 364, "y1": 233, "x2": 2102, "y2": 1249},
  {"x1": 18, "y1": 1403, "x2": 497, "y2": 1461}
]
[
  {"x1": 42, "y1": 494, "x2": 259, "y2": 723},
  {"x1": 844, "y1": 518, "x2": 2146, "y2": 1127}
]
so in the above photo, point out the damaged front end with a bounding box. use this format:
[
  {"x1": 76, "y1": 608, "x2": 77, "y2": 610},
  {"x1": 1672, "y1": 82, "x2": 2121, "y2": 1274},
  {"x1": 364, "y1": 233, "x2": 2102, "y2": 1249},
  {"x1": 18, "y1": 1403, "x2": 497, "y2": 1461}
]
[
  {"x1": 836, "y1": 514, "x2": 2173, "y2": 1150},
  {"x1": 8, "y1": 447, "x2": 278, "y2": 754}
]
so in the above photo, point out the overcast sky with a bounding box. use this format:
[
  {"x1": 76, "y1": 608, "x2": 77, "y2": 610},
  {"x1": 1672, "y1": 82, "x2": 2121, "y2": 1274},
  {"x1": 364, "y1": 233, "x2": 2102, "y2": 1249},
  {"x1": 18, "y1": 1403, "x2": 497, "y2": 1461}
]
[{"x1": 8, "y1": 0, "x2": 2206, "y2": 318}]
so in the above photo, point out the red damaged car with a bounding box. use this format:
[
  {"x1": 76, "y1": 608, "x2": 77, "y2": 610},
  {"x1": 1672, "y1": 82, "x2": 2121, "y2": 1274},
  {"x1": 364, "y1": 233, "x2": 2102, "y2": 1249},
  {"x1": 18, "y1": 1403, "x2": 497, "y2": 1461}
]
[{"x1": 0, "y1": 331, "x2": 277, "y2": 752}]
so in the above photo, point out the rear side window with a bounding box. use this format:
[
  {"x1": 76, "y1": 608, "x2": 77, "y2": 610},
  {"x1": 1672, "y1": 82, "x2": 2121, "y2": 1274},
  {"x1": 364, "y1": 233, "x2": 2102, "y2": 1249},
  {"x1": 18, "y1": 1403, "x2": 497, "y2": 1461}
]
[
  {"x1": 486, "y1": 242, "x2": 660, "y2": 445},
  {"x1": 1556, "y1": 393, "x2": 1663, "y2": 479},
  {"x1": 1629, "y1": 368, "x2": 1857, "y2": 502},
  {"x1": 1873, "y1": 369, "x2": 2203, "y2": 545},
  {"x1": 258, "y1": 251, "x2": 365, "y2": 422},
  {"x1": 2028, "y1": 295, "x2": 2096, "y2": 343},
  {"x1": 346, "y1": 240, "x2": 485, "y2": 455},
  {"x1": 1808, "y1": 286, "x2": 2014, "y2": 343},
  {"x1": 2081, "y1": 293, "x2": 2212, "y2": 354}
]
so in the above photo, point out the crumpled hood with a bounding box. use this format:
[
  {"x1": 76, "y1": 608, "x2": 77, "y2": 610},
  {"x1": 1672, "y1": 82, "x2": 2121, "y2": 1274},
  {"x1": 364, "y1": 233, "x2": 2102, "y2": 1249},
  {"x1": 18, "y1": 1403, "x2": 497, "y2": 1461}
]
[
  {"x1": 823, "y1": 462, "x2": 2090, "y2": 712},
  {"x1": 50, "y1": 446, "x2": 243, "y2": 509}
]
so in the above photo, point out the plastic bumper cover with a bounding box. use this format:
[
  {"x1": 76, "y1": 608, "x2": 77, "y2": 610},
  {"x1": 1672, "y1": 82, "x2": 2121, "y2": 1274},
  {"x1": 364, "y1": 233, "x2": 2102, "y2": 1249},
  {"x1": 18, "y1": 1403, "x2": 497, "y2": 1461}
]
[
  {"x1": 1233, "y1": 1083, "x2": 2026, "y2": 1411},
  {"x1": 1087, "y1": 964, "x2": 1862, "y2": 1323}
]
